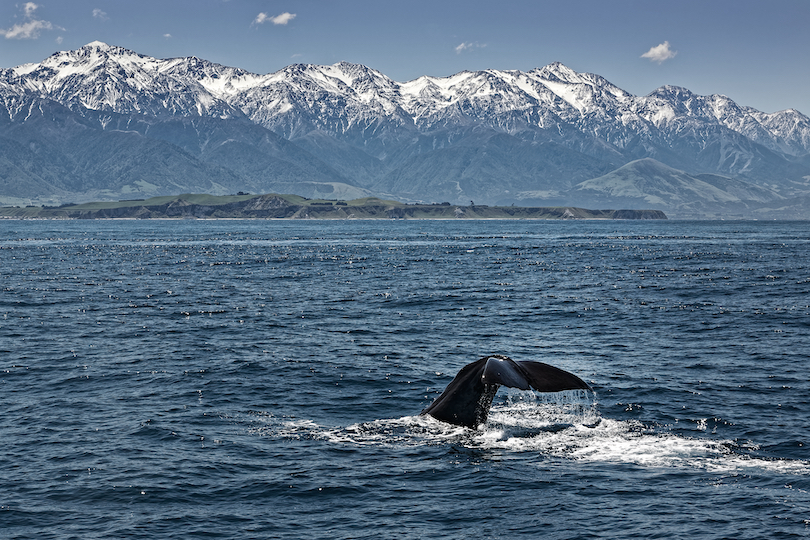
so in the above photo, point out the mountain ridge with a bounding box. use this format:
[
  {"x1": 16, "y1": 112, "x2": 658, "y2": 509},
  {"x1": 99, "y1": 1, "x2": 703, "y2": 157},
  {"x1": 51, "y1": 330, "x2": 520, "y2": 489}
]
[{"x1": 2, "y1": 41, "x2": 809, "y2": 218}]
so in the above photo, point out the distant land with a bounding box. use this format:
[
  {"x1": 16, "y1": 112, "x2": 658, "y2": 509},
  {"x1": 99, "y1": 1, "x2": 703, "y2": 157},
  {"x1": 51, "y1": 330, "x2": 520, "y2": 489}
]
[
  {"x1": 2, "y1": 42, "x2": 809, "y2": 219},
  {"x1": 0, "y1": 193, "x2": 667, "y2": 220}
]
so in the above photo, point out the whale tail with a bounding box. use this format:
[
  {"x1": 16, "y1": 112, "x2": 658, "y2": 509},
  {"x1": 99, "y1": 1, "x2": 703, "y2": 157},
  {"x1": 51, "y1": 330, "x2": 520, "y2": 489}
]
[{"x1": 421, "y1": 355, "x2": 591, "y2": 429}]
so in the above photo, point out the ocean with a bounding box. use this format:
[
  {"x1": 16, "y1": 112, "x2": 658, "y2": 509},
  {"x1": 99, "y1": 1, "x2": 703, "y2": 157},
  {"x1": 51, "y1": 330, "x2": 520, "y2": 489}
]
[{"x1": 1, "y1": 219, "x2": 808, "y2": 539}]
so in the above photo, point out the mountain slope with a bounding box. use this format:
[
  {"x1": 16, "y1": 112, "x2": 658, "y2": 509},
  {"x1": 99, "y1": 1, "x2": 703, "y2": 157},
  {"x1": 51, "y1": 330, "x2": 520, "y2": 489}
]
[
  {"x1": 0, "y1": 96, "x2": 242, "y2": 203},
  {"x1": 574, "y1": 158, "x2": 784, "y2": 218}
]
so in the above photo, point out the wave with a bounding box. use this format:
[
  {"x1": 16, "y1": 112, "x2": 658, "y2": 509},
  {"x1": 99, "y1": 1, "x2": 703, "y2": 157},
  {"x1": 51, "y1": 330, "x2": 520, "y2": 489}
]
[{"x1": 248, "y1": 391, "x2": 809, "y2": 476}]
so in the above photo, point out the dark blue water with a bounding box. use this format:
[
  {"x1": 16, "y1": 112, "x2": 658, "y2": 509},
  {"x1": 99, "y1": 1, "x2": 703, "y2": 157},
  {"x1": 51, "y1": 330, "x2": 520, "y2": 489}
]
[{"x1": 1, "y1": 219, "x2": 808, "y2": 539}]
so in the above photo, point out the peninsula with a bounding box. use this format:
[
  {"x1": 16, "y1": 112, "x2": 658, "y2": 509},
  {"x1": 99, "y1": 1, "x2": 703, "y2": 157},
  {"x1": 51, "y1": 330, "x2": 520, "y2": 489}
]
[{"x1": 0, "y1": 194, "x2": 667, "y2": 220}]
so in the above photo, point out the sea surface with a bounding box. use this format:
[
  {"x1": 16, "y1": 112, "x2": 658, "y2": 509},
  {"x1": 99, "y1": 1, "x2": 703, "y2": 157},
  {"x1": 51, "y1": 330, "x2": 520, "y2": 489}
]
[{"x1": 1, "y1": 218, "x2": 808, "y2": 539}]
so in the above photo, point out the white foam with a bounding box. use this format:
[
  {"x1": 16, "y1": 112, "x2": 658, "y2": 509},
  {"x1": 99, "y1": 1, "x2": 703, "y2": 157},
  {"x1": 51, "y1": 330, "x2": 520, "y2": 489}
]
[{"x1": 247, "y1": 397, "x2": 809, "y2": 476}]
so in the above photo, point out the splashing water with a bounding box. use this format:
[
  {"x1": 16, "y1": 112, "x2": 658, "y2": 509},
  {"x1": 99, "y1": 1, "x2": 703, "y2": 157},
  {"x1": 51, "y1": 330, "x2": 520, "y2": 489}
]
[
  {"x1": 248, "y1": 388, "x2": 809, "y2": 477},
  {"x1": 487, "y1": 388, "x2": 599, "y2": 428}
]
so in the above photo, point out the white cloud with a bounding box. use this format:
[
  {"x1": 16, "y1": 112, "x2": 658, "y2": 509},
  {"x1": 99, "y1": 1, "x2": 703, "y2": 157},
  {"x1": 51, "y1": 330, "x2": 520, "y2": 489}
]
[
  {"x1": 92, "y1": 8, "x2": 108, "y2": 21},
  {"x1": 23, "y1": 2, "x2": 39, "y2": 18},
  {"x1": 641, "y1": 41, "x2": 677, "y2": 64},
  {"x1": 2, "y1": 2, "x2": 62, "y2": 39},
  {"x1": 272, "y1": 12, "x2": 296, "y2": 25},
  {"x1": 455, "y1": 41, "x2": 486, "y2": 54},
  {"x1": 55, "y1": 35, "x2": 62, "y2": 44},
  {"x1": 2, "y1": 18, "x2": 54, "y2": 39},
  {"x1": 163, "y1": 33, "x2": 172, "y2": 39},
  {"x1": 255, "y1": 12, "x2": 296, "y2": 25}
]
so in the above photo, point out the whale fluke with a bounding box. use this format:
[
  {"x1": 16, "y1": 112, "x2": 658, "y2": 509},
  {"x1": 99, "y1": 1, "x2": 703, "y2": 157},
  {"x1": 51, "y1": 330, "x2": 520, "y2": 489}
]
[{"x1": 420, "y1": 355, "x2": 591, "y2": 429}]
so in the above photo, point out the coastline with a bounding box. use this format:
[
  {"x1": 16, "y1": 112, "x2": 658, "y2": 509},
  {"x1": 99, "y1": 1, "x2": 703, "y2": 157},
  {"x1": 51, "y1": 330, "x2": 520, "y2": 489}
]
[{"x1": 0, "y1": 193, "x2": 668, "y2": 220}]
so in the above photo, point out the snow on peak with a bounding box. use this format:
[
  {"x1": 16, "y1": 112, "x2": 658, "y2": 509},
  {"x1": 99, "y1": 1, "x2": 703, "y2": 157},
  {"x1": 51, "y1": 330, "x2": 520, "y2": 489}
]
[
  {"x1": 83, "y1": 40, "x2": 112, "y2": 50},
  {"x1": 536, "y1": 61, "x2": 580, "y2": 81},
  {"x1": 648, "y1": 85, "x2": 693, "y2": 99},
  {"x1": 11, "y1": 62, "x2": 38, "y2": 76},
  {"x1": 4, "y1": 42, "x2": 808, "y2": 155}
]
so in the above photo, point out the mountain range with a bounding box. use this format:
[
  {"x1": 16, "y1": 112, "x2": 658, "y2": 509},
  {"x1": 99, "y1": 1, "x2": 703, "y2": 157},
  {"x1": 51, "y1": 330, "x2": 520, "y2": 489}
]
[{"x1": 2, "y1": 41, "x2": 810, "y2": 218}]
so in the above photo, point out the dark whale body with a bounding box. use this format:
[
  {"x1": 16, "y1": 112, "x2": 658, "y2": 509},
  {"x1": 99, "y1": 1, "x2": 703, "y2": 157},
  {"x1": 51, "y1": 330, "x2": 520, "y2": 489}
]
[{"x1": 420, "y1": 355, "x2": 591, "y2": 429}]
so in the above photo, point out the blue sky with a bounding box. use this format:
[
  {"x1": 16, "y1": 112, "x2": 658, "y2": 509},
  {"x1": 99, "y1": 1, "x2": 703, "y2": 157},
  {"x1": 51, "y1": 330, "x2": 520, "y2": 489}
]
[{"x1": 2, "y1": 0, "x2": 809, "y2": 115}]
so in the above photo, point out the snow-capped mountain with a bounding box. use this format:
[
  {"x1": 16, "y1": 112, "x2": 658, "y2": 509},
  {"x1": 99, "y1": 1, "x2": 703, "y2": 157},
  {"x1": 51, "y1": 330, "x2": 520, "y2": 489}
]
[
  {"x1": 2, "y1": 42, "x2": 241, "y2": 118},
  {"x1": 2, "y1": 41, "x2": 810, "y2": 218}
]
